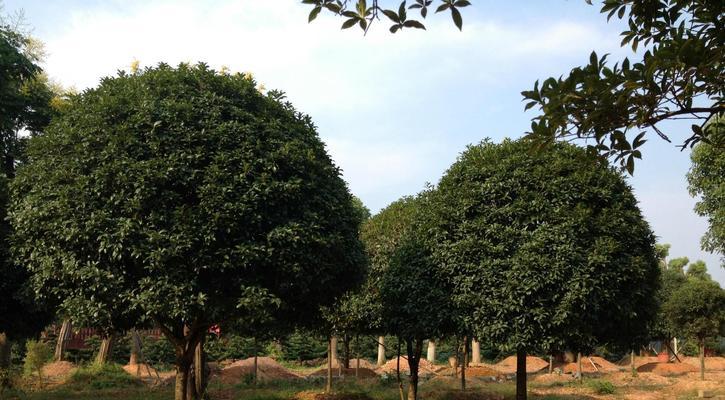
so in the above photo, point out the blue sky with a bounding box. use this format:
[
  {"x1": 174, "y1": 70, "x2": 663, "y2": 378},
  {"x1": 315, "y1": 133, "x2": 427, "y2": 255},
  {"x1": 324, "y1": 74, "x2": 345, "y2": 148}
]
[{"x1": 5, "y1": 0, "x2": 723, "y2": 284}]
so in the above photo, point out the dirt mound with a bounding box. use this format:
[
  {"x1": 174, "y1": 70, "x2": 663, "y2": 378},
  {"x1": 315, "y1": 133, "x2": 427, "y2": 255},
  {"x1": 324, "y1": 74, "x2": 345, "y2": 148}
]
[
  {"x1": 378, "y1": 357, "x2": 436, "y2": 376},
  {"x1": 42, "y1": 361, "x2": 76, "y2": 379},
  {"x1": 493, "y1": 356, "x2": 548, "y2": 374},
  {"x1": 331, "y1": 358, "x2": 376, "y2": 370},
  {"x1": 217, "y1": 357, "x2": 299, "y2": 384},
  {"x1": 682, "y1": 356, "x2": 725, "y2": 371},
  {"x1": 122, "y1": 363, "x2": 158, "y2": 377},
  {"x1": 559, "y1": 356, "x2": 620, "y2": 374},
  {"x1": 637, "y1": 362, "x2": 697, "y2": 376},
  {"x1": 308, "y1": 367, "x2": 378, "y2": 379},
  {"x1": 617, "y1": 356, "x2": 659, "y2": 368},
  {"x1": 533, "y1": 373, "x2": 575, "y2": 384},
  {"x1": 465, "y1": 366, "x2": 502, "y2": 377},
  {"x1": 293, "y1": 391, "x2": 373, "y2": 400},
  {"x1": 588, "y1": 356, "x2": 621, "y2": 372},
  {"x1": 607, "y1": 371, "x2": 671, "y2": 386}
]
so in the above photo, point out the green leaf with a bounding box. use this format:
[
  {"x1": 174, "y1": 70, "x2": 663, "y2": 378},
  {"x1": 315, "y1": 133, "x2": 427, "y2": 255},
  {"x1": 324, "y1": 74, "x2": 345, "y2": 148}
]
[
  {"x1": 403, "y1": 20, "x2": 426, "y2": 30},
  {"x1": 451, "y1": 7, "x2": 462, "y2": 30},
  {"x1": 308, "y1": 6, "x2": 322, "y2": 22},
  {"x1": 382, "y1": 9, "x2": 400, "y2": 23},
  {"x1": 341, "y1": 18, "x2": 358, "y2": 29}
]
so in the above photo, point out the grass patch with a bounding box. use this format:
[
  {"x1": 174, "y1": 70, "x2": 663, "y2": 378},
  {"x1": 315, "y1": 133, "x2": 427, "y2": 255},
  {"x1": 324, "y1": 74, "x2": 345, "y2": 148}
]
[
  {"x1": 586, "y1": 379, "x2": 615, "y2": 395},
  {"x1": 65, "y1": 363, "x2": 141, "y2": 390}
]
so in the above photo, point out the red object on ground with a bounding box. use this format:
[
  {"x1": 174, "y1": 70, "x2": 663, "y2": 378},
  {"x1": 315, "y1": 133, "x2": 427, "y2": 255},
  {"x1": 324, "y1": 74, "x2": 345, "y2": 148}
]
[{"x1": 657, "y1": 352, "x2": 669, "y2": 363}]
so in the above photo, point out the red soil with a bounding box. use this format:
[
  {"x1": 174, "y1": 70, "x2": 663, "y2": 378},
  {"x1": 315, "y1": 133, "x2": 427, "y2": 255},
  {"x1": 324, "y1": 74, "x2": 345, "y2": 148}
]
[
  {"x1": 378, "y1": 357, "x2": 437, "y2": 376},
  {"x1": 216, "y1": 356, "x2": 300, "y2": 384},
  {"x1": 493, "y1": 356, "x2": 548, "y2": 374},
  {"x1": 637, "y1": 362, "x2": 697, "y2": 376}
]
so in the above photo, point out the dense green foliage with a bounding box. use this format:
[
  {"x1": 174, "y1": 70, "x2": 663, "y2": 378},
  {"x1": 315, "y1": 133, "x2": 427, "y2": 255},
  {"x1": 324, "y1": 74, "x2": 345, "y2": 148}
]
[
  {"x1": 0, "y1": 22, "x2": 54, "y2": 343},
  {"x1": 427, "y1": 140, "x2": 660, "y2": 355},
  {"x1": 664, "y1": 278, "x2": 725, "y2": 343},
  {"x1": 688, "y1": 122, "x2": 724, "y2": 264},
  {"x1": 524, "y1": 0, "x2": 724, "y2": 172},
  {"x1": 9, "y1": 63, "x2": 366, "y2": 399}
]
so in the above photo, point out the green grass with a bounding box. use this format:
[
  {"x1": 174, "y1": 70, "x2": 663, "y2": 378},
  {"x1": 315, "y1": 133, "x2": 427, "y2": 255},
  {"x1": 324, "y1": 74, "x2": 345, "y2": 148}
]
[{"x1": 64, "y1": 363, "x2": 142, "y2": 390}]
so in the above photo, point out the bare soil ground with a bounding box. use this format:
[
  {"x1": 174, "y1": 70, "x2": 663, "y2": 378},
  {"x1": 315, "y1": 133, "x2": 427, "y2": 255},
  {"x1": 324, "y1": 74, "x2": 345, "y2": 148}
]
[
  {"x1": 493, "y1": 356, "x2": 549, "y2": 374},
  {"x1": 378, "y1": 357, "x2": 437, "y2": 377},
  {"x1": 214, "y1": 356, "x2": 301, "y2": 384}
]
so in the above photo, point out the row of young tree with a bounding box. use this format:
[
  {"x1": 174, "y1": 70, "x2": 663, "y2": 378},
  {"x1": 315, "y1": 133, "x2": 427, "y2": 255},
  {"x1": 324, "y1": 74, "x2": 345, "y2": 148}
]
[{"x1": 1, "y1": 7, "x2": 724, "y2": 400}]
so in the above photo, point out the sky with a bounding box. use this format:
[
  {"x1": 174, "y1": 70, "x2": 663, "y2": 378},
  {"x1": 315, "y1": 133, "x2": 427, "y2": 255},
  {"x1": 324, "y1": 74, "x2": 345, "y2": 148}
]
[{"x1": 4, "y1": 0, "x2": 723, "y2": 284}]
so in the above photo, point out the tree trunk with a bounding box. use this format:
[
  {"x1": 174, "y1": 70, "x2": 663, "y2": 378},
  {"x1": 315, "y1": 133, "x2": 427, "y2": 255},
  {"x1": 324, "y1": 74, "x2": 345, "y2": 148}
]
[
  {"x1": 0, "y1": 332, "x2": 10, "y2": 370},
  {"x1": 54, "y1": 320, "x2": 72, "y2": 362},
  {"x1": 699, "y1": 340, "x2": 705, "y2": 381},
  {"x1": 254, "y1": 346, "x2": 258, "y2": 386},
  {"x1": 630, "y1": 350, "x2": 636, "y2": 376},
  {"x1": 175, "y1": 359, "x2": 191, "y2": 400},
  {"x1": 460, "y1": 336, "x2": 468, "y2": 391},
  {"x1": 471, "y1": 339, "x2": 481, "y2": 364},
  {"x1": 516, "y1": 349, "x2": 527, "y2": 400},
  {"x1": 326, "y1": 337, "x2": 332, "y2": 392},
  {"x1": 548, "y1": 355, "x2": 553, "y2": 374},
  {"x1": 396, "y1": 339, "x2": 404, "y2": 400},
  {"x1": 342, "y1": 334, "x2": 350, "y2": 369},
  {"x1": 426, "y1": 340, "x2": 436, "y2": 364},
  {"x1": 355, "y1": 335, "x2": 360, "y2": 379},
  {"x1": 406, "y1": 338, "x2": 423, "y2": 400},
  {"x1": 130, "y1": 330, "x2": 142, "y2": 367},
  {"x1": 194, "y1": 333, "x2": 207, "y2": 398},
  {"x1": 377, "y1": 336, "x2": 386, "y2": 366},
  {"x1": 95, "y1": 334, "x2": 114, "y2": 365},
  {"x1": 577, "y1": 352, "x2": 582, "y2": 383}
]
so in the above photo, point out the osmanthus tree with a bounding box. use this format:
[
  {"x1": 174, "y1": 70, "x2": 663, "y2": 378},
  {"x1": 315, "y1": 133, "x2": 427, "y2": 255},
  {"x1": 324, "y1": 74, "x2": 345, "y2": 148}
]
[
  {"x1": 523, "y1": 0, "x2": 724, "y2": 173},
  {"x1": 362, "y1": 195, "x2": 455, "y2": 400},
  {"x1": 10, "y1": 63, "x2": 367, "y2": 400},
  {"x1": 426, "y1": 139, "x2": 660, "y2": 400},
  {"x1": 688, "y1": 120, "x2": 724, "y2": 265},
  {"x1": 664, "y1": 278, "x2": 725, "y2": 380},
  {"x1": 0, "y1": 21, "x2": 55, "y2": 374}
]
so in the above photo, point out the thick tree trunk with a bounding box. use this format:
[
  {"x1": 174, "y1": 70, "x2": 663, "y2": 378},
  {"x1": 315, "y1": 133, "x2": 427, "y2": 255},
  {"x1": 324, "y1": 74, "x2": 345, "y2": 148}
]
[
  {"x1": 193, "y1": 333, "x2": 207, "y2": 398},
  {"x1": 95, "y1": 334, "x2": 114, "y2": 364},
  {"x1": 175, "y1": 360, "x2": 191, "y2": 400},
  {"x1": 0, "y1": 332, "x2": 11, "y2": 370},
  {"x1": 630, "y1": 350, "x2": 636, "y2": 376},
  {"x1": 54, "y1": 320, "x2": 72, "y2": 362},
  {"x1": 516, "y1": 349, "x2": 527, "y2": 400},
  {"x1": 699, "y1": 340, "x2": 705, "y2": 381},
  {"x1": 577, "y1": 352, "x2": 583, "y2": 383},
  {"x1": 471, "y1": 339, "x2": 481, "y2": 364},
  {"x1": 426, "y1": 340, "x2": 436, "y2": 364},
  {"x1": 396, "y1": 339, "x2": 404, "y2": 400},
  {"x1": 326, "y1": 338, "x2": 332, "y2": 393},
  {"x1": 377, "y1": 336, "x2": 386, "y2": 366},
  {"x1": 406, "y1": 338, "x2": 423, "y2": 400},
  {"x1": 460, "y1": 337, "x2": 468, "y2": 391}
]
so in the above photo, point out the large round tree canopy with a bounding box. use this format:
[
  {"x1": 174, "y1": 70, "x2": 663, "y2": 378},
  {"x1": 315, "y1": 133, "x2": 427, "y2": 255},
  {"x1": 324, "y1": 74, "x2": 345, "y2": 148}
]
[
  {"x1": 10, "y1": 63, "x2": 366, "y2": 333},
  {"x1": 428, "y1": 139, "x2": 660, "y2": 353}
]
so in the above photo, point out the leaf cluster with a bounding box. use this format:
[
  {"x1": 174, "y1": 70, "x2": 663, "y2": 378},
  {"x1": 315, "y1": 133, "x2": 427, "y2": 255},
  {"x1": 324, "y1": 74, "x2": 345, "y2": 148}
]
[
  {"x1": 523, "y1": 0, "x2": 724, "y2": 173},
  {"x1": 303, "y1": 0, "x2": 470, "y2": 34}
]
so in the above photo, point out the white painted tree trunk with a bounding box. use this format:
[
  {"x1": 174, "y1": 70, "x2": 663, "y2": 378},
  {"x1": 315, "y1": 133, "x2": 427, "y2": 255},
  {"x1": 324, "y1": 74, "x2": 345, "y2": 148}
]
[
  {"x1": 427, "y1": 340, "x2": 436, "y2": 363},
  {"x1": 377, "y1": 336, "x2": 386, "y2": 366},
  {"x1": 471, "y1": 339, "x2": 481, "y2": 364}
]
